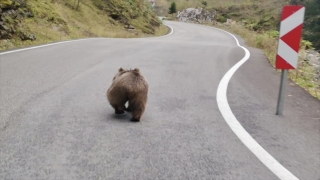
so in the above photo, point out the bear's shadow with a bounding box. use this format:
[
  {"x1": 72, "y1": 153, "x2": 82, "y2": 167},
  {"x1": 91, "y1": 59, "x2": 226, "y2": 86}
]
[{"x1": 107, "y1": 112, "x2": 133, "y2": 123}]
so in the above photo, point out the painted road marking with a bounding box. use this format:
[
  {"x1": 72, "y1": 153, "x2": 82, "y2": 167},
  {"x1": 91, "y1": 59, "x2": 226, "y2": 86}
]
[
  {"x1": 0, "y1": 39, "x2": 89, "y2": 55},
  {"x1": 163, "y1": 24, "x2": 174, "y2": 37},
  {"x1": 215, "y1": 28, "x2": 299, "y2": 180},
  {"x1": 0, "y1": 25, "x2": 173, "y2": 55}
]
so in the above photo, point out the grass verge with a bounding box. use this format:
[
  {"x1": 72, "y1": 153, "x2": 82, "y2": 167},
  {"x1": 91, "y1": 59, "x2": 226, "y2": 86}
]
[
  {"x1": 214, "y1": 23, "x2": 320, "y2": 100},
  {"x1": 0, "y1": 0, "x2": 169, "y2": 51}
]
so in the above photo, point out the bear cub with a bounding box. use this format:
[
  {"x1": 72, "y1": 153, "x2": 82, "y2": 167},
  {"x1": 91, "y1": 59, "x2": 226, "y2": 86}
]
[{"x1": 107, "y1": 68, "x2": 148, "y2": 122}]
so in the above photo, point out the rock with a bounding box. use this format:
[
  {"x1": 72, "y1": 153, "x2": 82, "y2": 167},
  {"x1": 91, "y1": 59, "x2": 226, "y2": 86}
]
[
  {"x1": 0, "y1": 29, "x2": 11, "y2": 38},
  {"x1": 14, "y1": 0, "x2": 26, "y2": 7},
  {"x1": 0, "y1": 30, "x2": 7, "y2": 37},
  {"x1": 0, "y1": 23, "x2": 10, "y2": 31},
  {"x1": 17, "y1": 7, "x2": 33, "y2": 18},
  {"x1": 7, "y1": 9, "x2": 18, "y2": 18},
  {"x1": 313, "y1": 64, "x2": 320, "y2": 69},
  {"x1": 226, "y1": 19, "x2": 232, "y2": 24},
  {"x1": 303, "y1": 49, "x2": 320, "y2": 81},
  {"x1": 19, "y1": 31, "x2": 36, "y2": 41},
  {"x1": 308, "y1": 54, "x2": 314, "y2": 60},
  {"x1": 124, "y1": 24, "x2": 135, "y2": 29},
  {"x1": 25, "y1": 11, "x2": 34, "y2": 18},
  {"x1": 1, "y1": 15, "x2": 6, "y2": 21},
  {"x1": 0, "y1": 0, "x2": 33, "y2": 41},
  {"x1": 177, "y1": 8, "x2": 216, "y2": 24},
  {"x1": 0, "y1": 0, "x2": 13, "y2": 9},
  {"x1": 0, "y1": 22, "x2": 4, "y2": 30},
  {"x1": 28, "y1": 34, "x2": 36, "y2": 41}
]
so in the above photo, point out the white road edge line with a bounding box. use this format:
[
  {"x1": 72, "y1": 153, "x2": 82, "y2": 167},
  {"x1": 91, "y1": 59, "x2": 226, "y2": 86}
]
[
  {"x1": 162, "y1": 24, "x2": 174, "y2": 37},
  {"x1": 215, "y1": 28, "x2": 299, "y2": 180},
  {"x1": 0, "y1": 39, "x2": 89, "y2": 55},
  {"x1": 0, "y1": 24, "x2": 173, "y2": 55}
]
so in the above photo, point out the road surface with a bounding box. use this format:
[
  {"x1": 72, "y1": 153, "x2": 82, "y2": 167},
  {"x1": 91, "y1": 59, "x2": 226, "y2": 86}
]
[{"x1": 0, "y1": 21, "x2": 319, "y2": 180}]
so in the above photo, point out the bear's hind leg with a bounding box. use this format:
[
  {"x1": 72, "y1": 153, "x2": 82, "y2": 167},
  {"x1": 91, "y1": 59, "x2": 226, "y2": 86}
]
[
  {"x1": 130, "y1": 115, "x2": 140, "y2": 122},
  {"x1": 112, "y1": 104, "x2": 126, "y2": 114},
  {"x1": 128, "y1": 96, "x2": 146, "y2": 122},
  {"x1": 130, "y1": 106, "x2": 145, "y2": 122}
]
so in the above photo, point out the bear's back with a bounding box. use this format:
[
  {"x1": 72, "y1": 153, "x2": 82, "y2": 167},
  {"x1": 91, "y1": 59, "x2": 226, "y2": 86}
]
[{"x1": 112, "y1": 72, "x2": 148, "y2": 94}]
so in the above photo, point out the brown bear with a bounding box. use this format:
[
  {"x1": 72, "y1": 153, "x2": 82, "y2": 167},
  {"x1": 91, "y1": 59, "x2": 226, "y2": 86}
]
[{"x1": 107, "y1": 68, "x2": 148, "y2": 122}]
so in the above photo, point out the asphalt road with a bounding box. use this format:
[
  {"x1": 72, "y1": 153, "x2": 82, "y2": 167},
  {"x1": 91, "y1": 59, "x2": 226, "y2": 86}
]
[{"x1": 0, "y1": 21, "x2": 319, "y2": 180}]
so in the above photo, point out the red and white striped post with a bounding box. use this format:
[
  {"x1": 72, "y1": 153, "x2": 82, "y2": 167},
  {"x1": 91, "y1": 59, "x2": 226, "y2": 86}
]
[{"x1": 276, "y1": 6, "x2": 305, "y2": 115}]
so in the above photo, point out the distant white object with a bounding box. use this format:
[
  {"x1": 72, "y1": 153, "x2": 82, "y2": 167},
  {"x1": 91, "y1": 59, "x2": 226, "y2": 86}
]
[
  {"x1": 176, "y1": 8, "x2": 215, "y2": 23},
  {"x1": 148, "y1": 0, "x2": 155, "y2": 8}
]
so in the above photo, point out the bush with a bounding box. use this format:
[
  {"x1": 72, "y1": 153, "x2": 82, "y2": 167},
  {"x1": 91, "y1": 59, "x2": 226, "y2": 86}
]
[
  {"x1": 216, "y1": 14, "x2": 227, "y2": 23},
  {"x1": 300, "y1": 40, "x2": 313, "y2": 50},
  {"x1": 266, "y1": 30, "x2": 279, "y2": 39}
]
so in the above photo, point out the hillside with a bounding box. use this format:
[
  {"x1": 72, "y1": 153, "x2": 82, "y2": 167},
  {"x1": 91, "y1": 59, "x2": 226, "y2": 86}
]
[
  {"x1": 156, "y1": 0, "x2": 319, "y2": 49},
  {"x1": 156, "y1": 0, "x2": 287, "y2": 30},
  {"x1": 0, "y1": 0, "x2": 168, "y2": 50}
]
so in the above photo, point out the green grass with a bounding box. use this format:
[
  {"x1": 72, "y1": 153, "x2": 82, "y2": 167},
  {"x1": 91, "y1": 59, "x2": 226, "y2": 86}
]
[
  {"x1": 215, "y1": 23, "x2": 320, "y2": 99},
  {"x1": 0, "y1": 0, "x2": 169, "y2": 51}
]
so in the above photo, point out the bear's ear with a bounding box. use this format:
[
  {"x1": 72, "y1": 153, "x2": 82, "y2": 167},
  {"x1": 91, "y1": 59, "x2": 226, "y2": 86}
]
[
  {"x1": 133, "y1": 68, "x2": 140, "y2": 72},
  {"x1": 118, "y1": 67, "x2": 124, "y2": 72}
]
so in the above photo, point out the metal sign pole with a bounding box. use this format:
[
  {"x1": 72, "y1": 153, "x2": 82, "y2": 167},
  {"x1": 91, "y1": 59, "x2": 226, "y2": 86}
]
[{"x1": 276, "y1": 69, "x2": 288, "y2": 115}]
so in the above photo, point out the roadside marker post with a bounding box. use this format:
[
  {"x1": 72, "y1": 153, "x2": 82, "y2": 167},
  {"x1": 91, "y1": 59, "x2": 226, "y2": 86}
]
[{"x1": 275, "y1": 6, "x2": 305, "y2": 115}]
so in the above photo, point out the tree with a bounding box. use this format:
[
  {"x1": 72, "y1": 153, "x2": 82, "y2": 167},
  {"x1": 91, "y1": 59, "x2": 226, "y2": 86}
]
[
  {"x1": 289, "y1": 0, "x2": 305, "y2": 5},
  {"x1": 303, "y1": 0, "x2": 320, "y2": 49},
  {"x1": 202, "y1": 1, "x2": 207, "y2": 7},
  {"x1": 168, "y1": 2, "x2": 177, "y2": 16}
]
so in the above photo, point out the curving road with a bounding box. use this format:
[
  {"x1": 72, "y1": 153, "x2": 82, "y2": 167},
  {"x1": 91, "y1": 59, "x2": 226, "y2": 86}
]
[{"x1": 0, "y1": 21, "x2": 319, "y2": 180}]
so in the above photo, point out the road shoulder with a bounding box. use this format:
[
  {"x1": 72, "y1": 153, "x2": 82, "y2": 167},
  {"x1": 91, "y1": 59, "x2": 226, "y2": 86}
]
[{"x1": 227, "y1": 46, "x2": 320, "y2": 180}]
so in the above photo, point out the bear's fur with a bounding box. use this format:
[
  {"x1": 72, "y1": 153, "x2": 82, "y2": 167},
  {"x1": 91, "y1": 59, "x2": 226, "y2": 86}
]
[{"x1": 107, "y1": 68, "x2": 148, "y2": 122}]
